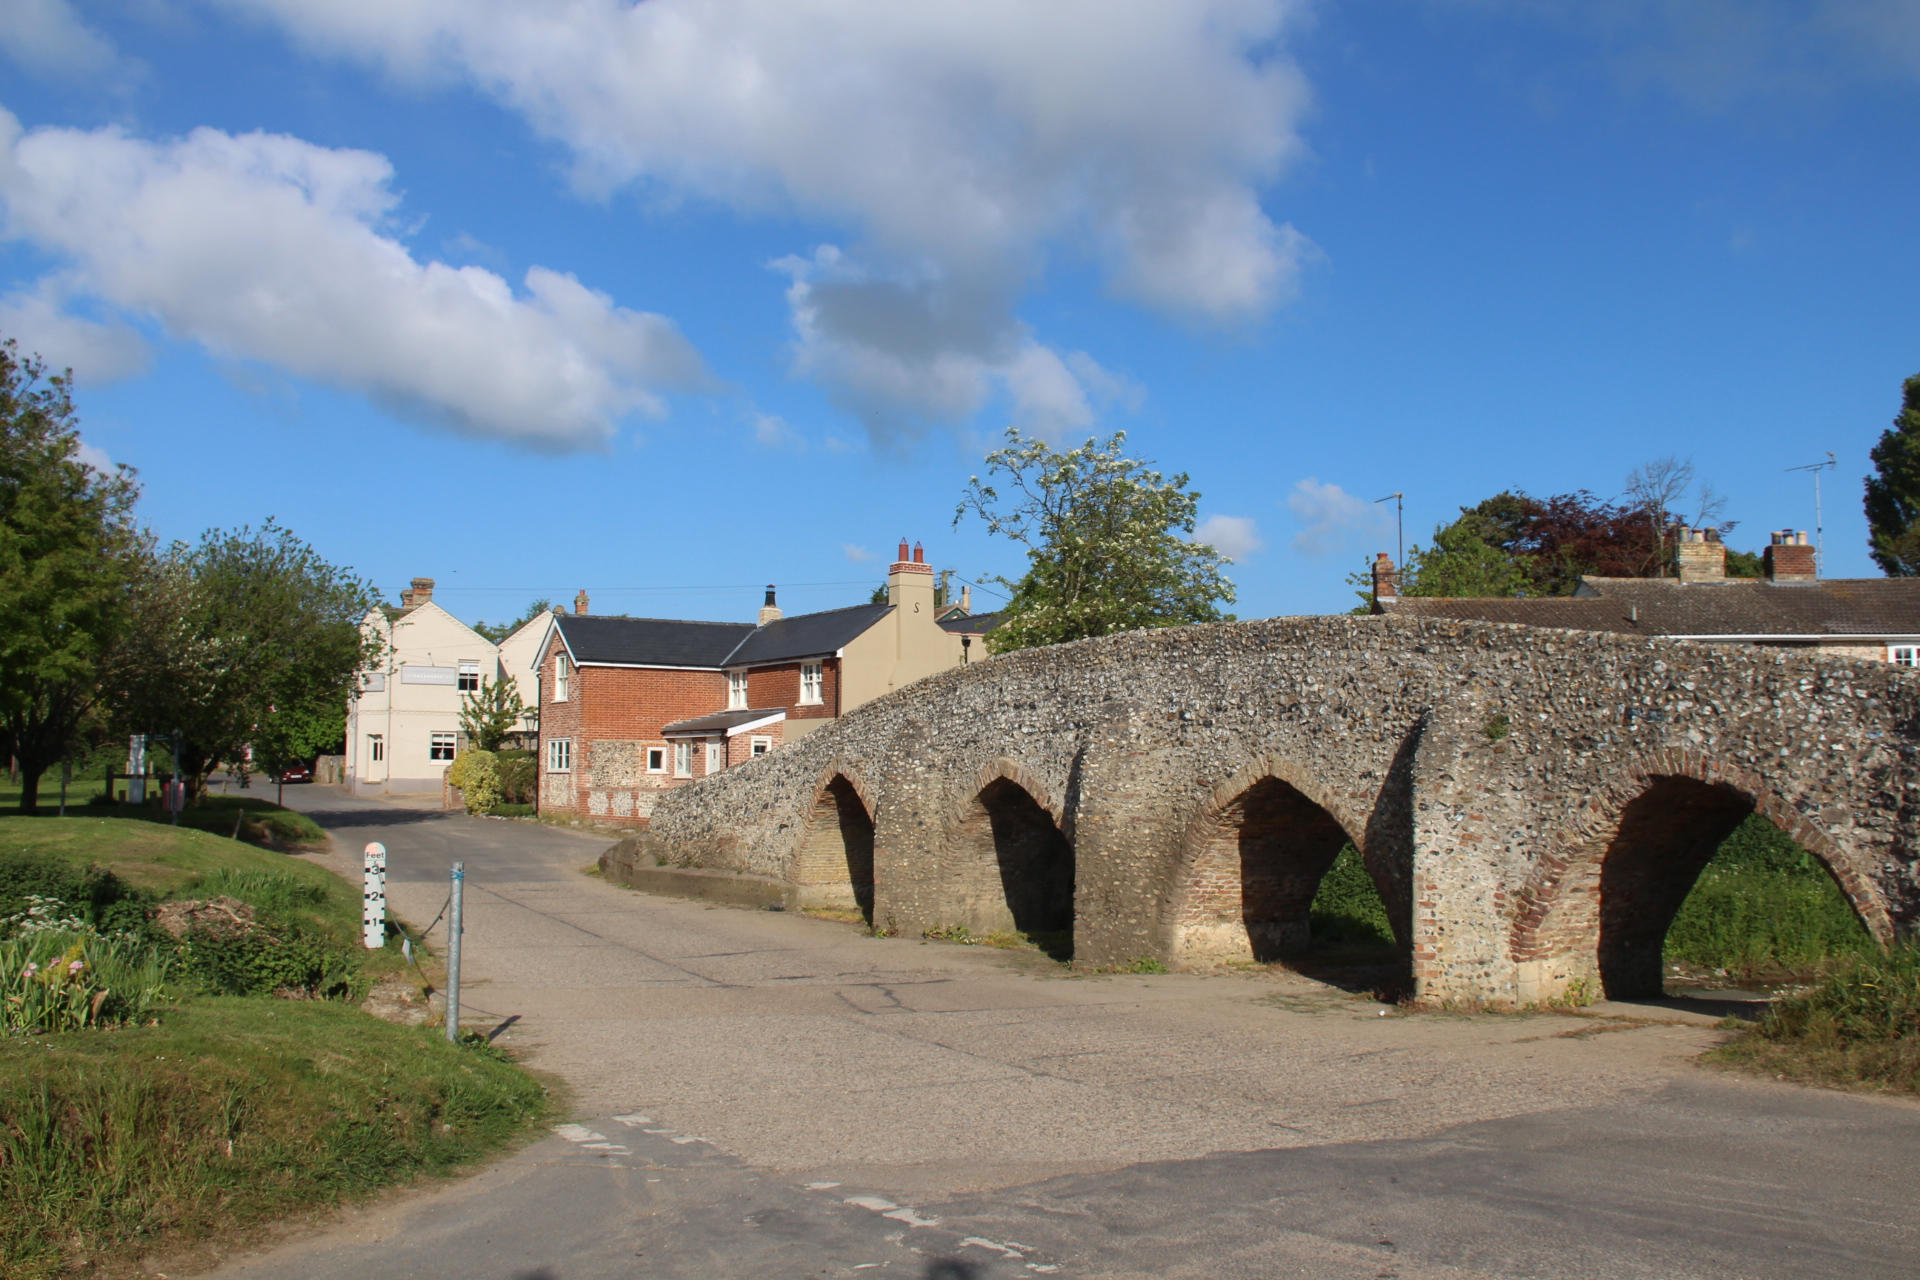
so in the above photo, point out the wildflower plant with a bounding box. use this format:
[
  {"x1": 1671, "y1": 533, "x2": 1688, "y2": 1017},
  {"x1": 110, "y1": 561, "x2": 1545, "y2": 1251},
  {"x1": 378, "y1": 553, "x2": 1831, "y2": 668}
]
[{"x1": 1, "y1": 931, "x2": 171, "y2": 1034}]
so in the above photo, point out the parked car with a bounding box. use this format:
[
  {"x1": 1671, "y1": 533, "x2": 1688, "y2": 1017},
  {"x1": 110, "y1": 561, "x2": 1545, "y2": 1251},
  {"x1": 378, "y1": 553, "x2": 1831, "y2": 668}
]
[{"x1": 278, "y1": 764, "x2": 312, "y2": 784}]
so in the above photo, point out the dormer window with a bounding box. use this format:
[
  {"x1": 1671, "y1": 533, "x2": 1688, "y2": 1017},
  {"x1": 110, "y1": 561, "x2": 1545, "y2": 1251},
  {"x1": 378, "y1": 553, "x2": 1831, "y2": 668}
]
[{"x1": 727, "y1": 669, "x2": 748, "y2": 710}]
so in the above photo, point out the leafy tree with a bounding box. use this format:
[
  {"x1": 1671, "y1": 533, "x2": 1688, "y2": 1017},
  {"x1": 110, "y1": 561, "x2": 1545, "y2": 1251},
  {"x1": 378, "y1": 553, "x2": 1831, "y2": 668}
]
[
  {"x1": 458, "y1": 677, "x2": 533, "y2": 752},
  {"x1": 1865, "y1": 373, "x2": 1920, "y2": 576},
  {"x1": 251, "y1": 700, "x2": 346, "y2": 778},
  {"x1": 868, "y1": 583, "x2": 890, "y2": 605},
  {"x1": 112, "y1": 522, "x2": 379, "y2": 803},
  {"x1": 473, "y1": 598, "x2": 553, "y2": 643},
  {"x1": 955, "y1": 428, "x2": 1234, "y2": 653},
  {"x1": 0, "y1": 340, "x2": 146, "y2": 813}
]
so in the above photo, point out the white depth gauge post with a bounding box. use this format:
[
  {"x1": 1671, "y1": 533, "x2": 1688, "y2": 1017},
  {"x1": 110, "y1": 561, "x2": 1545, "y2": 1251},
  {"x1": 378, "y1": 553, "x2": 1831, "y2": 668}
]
[{"x1": 362, "y1": 842, "x2": 388, "y2": 949}]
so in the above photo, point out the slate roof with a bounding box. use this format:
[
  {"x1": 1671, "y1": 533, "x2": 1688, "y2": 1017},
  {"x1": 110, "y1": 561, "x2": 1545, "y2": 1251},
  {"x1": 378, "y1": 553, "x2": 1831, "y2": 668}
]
[
  {"x1": 938, "y1": 610, "x2": 1004, "y2": 635},
  {"x1": 1376, "y1": 577, "x2": 1920, "y2": 639},
  {"x1": 554, "y1": 614, "x2": 754, "y2": 668},
  {"x1": 660, "y1": 708, "x2": 786, "y2": 736},
  {"x1": 726, "y1": 603, "x2": 896, "y2": 665}
]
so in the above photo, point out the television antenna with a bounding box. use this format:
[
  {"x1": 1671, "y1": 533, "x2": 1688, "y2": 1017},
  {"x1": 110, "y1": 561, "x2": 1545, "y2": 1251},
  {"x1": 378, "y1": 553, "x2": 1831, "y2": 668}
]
[
  {"x1": 1374, "y1": 492, "x2": 1404, "y2": 568},
  {"x1": 1785, "y1": 452, "x2": 1836, "y2": 572}
]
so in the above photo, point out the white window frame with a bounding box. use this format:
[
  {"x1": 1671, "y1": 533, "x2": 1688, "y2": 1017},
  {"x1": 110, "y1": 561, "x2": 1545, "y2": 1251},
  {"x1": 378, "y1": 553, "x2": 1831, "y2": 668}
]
[
  {"x1": 554, "y1": 653, "x2": 571, "y2": 702},
  {"x1": 750, "y1": 735, "x2": 772, "y2": 757},
  {"x1": 705, "y1": 739, "x2": 724, "y2": 774},
  {"x1": 646, "y1": 747, "x2": 667, "y2": 774},
  {"x1": 368, "y1": 734, "x2": 384, "y2": 762},
  {"x1": 1891, "y1": 645, "x2": 1918, "y2": 667},
  {"x1": 548, "y1": 738, "x2": 573, "y2": 772},
  {"x1": 458, "y1": 659, "x2": 481, "y2": 691},
  {"x1": 429, "y1": 731, "x2": 457, "y2": 761},
  {"x1": 799, "y1": 661, "x2": 824, "y2": 706},
  {"x1": 727, "y1": 669, "x2": 748, "y2": 710},
  {"x1": 673, "y1": 741, "x2": 692, "y2": 778}
]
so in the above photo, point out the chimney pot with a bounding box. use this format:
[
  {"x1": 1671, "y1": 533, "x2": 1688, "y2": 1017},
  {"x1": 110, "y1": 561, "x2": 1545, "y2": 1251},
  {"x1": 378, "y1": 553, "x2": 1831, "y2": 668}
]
[
  {"x1": 913, "y1": 541, "x2": 925, "y2": 564},
  {"x1": 758, "y1": 584, "x2": 783, "y2": 627},
  {"x1": 960, "y1": 584, "x2": 972, "y2": 612},
  {"x1": 898, "y1": 537, "x2": 910, "y2": 562},
  {"x1": 574, "y1": 589, "x2": 590, "y2": 616}
]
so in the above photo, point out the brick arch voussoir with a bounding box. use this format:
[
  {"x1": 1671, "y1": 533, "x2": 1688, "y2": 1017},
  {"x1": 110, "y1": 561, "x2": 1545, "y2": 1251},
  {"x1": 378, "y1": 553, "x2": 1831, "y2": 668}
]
[
  {"x1": 1159, "y1": 752, "x2": 1364, "y2": 935},
  {"x1": 947, "y1": 756, "x2": 1062, "y2": 829},
  {"x1": 1507, "y1": 744, "x2": 1894, "y2": 960},
  {"x1": 784, "y1": 761, "x2": 883, "y2": 873}
]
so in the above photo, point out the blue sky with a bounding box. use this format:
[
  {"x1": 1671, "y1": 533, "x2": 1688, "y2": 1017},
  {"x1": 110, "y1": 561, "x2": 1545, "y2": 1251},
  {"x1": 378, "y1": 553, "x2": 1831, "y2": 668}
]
[{"x1": 2, "y1": 1, "x2": 1916, "y2": 628}]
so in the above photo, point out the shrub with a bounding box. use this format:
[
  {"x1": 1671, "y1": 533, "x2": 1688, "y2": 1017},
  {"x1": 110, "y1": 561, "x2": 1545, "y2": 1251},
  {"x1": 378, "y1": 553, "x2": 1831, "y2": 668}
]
[
  {"x1": 446, "y1": 751, "x2": 500, "y2": 816},
  {"x1": 173, "y1": 928, "x2": 363, "y2": 1001},
  {"x1": 496, "y1": 754, "x2": 536, "y2": 805},
  {"x1": 1713, "y1": 945, "x2": 1920, "y2": 1093}
]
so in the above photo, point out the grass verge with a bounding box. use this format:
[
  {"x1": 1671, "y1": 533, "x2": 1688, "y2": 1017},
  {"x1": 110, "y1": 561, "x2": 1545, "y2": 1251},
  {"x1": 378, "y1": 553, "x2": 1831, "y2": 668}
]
[
  {"x1": 1707, "y1": 945, "x2": 1920, "y2": 1094},
  {"x1": 0, "y1": 1000, "x2": 548, "y2": 1277},
  {"x1": 0, "y1": 818, "x2": 547, "y2": 1275}
]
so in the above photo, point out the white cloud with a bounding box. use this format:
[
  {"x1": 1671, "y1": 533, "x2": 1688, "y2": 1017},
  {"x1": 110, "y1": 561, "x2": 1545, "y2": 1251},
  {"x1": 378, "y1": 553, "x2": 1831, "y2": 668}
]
[
  {"x1": 219, "y1": 0, "x2": 1316, "y2": 438},
  {"x1": 0, "y1": 0, "x2": 120, "y2": 79},
  {"x1": 778, "y1": 246, "x2": 1129, "y2": 445},
  {"x1": 750, "y1": 411, "x2": 802, "y2": 449},
  {"x1": 0, "y1": 278, "x2": 151, "y2": 382},
  {"x1": 0, "y1": 110, "x2": 711, "y2": 450},
  {"x1": 842, "y1": 544, "x2": 878, "y2": 563},
  {"x1": 1285, "y1": 479, "x2": 1391, "y2": 556},
  {"x1": 1193, "y1": 514, "x2": 1264, "y2": 562},
  {"x1": 68, "y1": 438, "x2": 113, "y2": 471}
]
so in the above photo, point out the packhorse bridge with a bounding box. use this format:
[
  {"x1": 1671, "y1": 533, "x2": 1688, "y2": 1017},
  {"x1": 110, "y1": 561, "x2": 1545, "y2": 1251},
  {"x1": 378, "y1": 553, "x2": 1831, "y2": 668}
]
[{"x1": 609, "y1": 616, "x2": 1920, "y2": 1004}]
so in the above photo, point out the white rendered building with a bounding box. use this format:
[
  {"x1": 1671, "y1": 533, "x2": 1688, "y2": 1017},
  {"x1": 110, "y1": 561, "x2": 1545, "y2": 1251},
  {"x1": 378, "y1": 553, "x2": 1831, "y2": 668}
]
[{"x1": 344, "y1": 578, "x2": 545, "y2": 795}]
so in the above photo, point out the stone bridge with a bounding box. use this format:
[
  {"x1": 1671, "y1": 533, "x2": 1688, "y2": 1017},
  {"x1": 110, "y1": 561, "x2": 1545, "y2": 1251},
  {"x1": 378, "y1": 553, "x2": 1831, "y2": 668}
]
[{"x1": 620, "y1": 616, "x2": 1920, "y2": 1004}]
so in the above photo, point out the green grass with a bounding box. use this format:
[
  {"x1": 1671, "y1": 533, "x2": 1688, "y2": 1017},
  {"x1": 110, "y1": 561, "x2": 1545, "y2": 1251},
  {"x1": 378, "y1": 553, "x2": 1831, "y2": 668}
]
[
  {"x1": 1309, "y1": 845, "x2": 1396, "y2": 953},
  {"x1": 1709, "y1": 945, "x2": 1920, "y2": 1094},
  {"x1": 0, "y1": 999, "x2": 549, "y2": 1277},
  {"x1": 0, "y1": 817, "x2": 342, "y2": 912},
  {"x1": 1665, "y1": 814, "x2": 1874, "y2": 978},
  {"x1": 0, "y1": 818, "x2": 543, "y2": 1275}
]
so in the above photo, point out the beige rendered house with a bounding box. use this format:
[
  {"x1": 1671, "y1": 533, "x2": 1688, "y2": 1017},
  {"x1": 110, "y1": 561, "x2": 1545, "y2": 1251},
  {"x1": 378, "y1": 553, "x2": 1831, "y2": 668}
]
[{"x1": 345, "y1": 578, "x2": 542, "y2": 795}]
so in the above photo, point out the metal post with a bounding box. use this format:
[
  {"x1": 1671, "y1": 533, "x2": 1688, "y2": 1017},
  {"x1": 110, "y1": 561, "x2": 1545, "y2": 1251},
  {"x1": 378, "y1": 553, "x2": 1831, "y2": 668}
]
[
  {"x1": 445, "y1": 862, "x2": 465, "y2": 1042},
  {"x1": 1375, "y1": 492, "x2": 1404, "y2": 568},
  {"x1": 362, "y1": 842, "x2": 387, "y2": 949}
]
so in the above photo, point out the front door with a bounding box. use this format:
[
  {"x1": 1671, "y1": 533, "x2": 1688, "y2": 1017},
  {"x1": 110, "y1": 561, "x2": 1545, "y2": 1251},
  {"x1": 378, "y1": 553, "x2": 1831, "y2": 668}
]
[{"x1": 705, "y1": 739, "x2": 724, "y2": 775}]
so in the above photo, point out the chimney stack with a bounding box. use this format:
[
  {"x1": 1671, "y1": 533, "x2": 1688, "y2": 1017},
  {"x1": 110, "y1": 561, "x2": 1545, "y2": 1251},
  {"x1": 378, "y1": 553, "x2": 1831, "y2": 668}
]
[
  {"x1": 960, "y1": 584, "x2": 972, "y2": 613},
  {"x1": 887, "y1": 534, "x2": 934, "y2": 610},
  {"x1": 1675, "y1": 527, "x2": 1727, "y2": 583},
  {"x1": 1764, "y1": 530, "x2": 1817, "y2": 583},
  {"x1": 759, "y1": 584, "x2": 783, "y2": 626},
  {"x1": 400, "y1": 576, "x2": 435, "y2": 608},
  {"x1": 574, "y1": 589, "x2": 591, "y2": 615},
  {"x1": 1371, "y1": 552, "x2": 1399, "y2": 607}
]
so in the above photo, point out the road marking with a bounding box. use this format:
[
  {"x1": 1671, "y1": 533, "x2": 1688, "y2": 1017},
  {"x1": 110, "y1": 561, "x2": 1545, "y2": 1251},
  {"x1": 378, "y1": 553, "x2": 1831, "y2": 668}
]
[
  {"x1": 843, "y1": 1196, "x2": 898, "y2": 1212},
  {"x1": 805, "y1": 1182, "x2": 841, "y2": 1190},
  {"x1": 669, "y1": 1136, "x2": 711, "y2": 1145}
]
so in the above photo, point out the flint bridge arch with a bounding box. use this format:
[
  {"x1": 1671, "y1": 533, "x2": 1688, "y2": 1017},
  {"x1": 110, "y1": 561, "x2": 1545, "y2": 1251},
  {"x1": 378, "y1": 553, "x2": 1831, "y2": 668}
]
[{"x1": 639, "y1": 616, "x2": 1920, "y2": 1003}]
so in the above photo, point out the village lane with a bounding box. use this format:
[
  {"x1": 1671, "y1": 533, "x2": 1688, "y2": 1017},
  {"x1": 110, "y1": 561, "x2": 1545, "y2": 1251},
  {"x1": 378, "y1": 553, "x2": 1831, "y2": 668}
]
[{"x1": 193, "y1": 784, "x2": 1920, "y2": 1280}]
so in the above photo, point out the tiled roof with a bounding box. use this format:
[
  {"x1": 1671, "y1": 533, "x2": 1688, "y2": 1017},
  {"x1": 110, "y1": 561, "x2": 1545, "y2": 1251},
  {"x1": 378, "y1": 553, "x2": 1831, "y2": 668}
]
[
  {"x1": 937, "y1": 610, "x2": 1004, "y2": 635},
  {"x1": 725, "y1": 603, "x2": 894, "y2": 665},
  {"x1": 1377, "y1": 576, "x2": 1920, "y2": 638},
  {"x1": 555, "y1": 614, "x2": 754, "y2": 668},
  {"x1": 660, "y1": 708, "x2": 785, "y2": 736}
]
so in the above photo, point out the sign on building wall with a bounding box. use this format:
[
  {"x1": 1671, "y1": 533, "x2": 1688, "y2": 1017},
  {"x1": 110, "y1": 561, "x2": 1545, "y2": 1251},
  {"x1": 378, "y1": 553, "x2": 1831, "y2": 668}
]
[{"x1": 400, "y1": 665, "x2": 459, "y2": 685}]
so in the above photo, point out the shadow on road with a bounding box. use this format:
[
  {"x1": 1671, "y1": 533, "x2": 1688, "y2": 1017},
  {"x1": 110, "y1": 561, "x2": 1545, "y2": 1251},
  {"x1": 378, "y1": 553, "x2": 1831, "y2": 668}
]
[{"x1": 297, "y1": 807, "x2": 454, "y2": 831}]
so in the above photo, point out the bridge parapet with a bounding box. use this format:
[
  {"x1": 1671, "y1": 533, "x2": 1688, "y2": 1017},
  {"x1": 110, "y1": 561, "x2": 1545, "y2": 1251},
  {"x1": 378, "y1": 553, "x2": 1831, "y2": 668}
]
[{"x1": 640, "y1": 615, "x2": 1920, "y2": 1003}]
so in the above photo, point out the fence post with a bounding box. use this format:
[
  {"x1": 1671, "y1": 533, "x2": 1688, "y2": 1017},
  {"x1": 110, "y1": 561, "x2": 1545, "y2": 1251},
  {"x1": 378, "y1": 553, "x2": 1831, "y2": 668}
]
[
  {"x1": 362, "y1": 842, "x2": 387, "y2": 949},
  {"x1": 446, "y1": 862, "x2": 465, "y2": 1042}
]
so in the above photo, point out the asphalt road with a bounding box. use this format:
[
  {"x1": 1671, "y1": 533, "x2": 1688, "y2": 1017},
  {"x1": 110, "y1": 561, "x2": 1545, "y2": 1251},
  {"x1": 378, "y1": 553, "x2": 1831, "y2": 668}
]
[{"x1": 190, "y1": 785, "x2": 1920, "y2": 1280}]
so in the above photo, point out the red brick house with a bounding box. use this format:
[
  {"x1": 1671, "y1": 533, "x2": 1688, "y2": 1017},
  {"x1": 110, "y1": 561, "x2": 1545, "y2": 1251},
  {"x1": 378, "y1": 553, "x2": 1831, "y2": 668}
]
[{"x1": 534, "y1": 541, "x2": 994, "y2": 825}]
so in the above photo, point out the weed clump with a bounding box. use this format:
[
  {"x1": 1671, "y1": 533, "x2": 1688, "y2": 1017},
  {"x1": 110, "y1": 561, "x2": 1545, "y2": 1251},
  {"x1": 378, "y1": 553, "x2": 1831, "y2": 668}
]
[{"x1": 1711, "y1": 945, "x2": 1920, "y2": 1093}]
